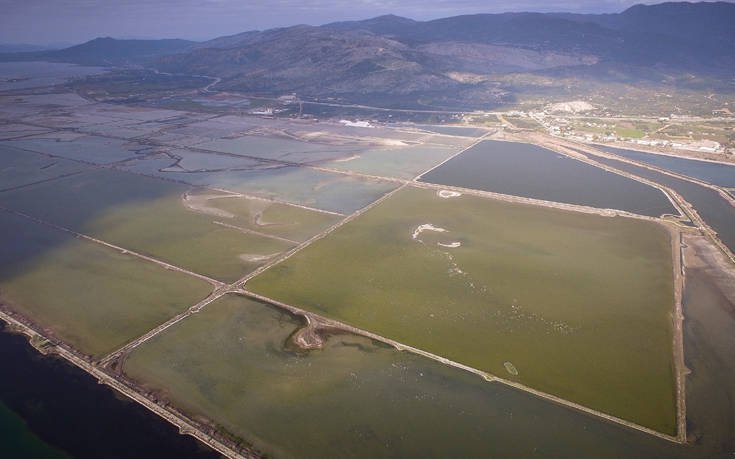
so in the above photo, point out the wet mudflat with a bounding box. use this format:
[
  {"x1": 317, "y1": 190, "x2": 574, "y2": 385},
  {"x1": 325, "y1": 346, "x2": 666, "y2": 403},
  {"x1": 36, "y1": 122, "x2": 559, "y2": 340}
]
[
  {"x1": 678, "y1": 236, "x2": 735, "y2": 456},
  {"x1": 420, "y1": 140, "x2": 677, "y2": 217}
]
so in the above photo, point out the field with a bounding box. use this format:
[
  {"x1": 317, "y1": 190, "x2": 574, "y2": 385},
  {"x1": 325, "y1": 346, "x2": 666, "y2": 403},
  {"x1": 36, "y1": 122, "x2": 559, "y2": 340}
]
[
  {"x1": 0, "y1": 168, "x2": 298, "y2": 282},
  {"x1": 123, "y1": 293, "x2": 686, "y2": 459},
  {"x1": 0, "y1": 211, "x2": 212, "y2": 357},
  {"x1": 246, "y1": 186, "x2": 677, "y2": 433}
]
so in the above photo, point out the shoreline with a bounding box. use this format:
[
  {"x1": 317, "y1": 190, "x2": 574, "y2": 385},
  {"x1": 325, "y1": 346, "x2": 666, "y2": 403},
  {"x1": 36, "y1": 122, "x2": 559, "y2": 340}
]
[{"x1": 0, "y1": 310, "x2": 257, "y2": 459}]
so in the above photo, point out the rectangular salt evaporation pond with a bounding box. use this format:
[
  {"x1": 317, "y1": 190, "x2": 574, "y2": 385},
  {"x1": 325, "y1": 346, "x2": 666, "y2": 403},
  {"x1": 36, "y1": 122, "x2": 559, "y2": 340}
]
[
  {"x1": 118, "y1": 149, "x2": 272, "y2": 174},
  {"x1": 123, "y1": 294, "x2": 689, "y2": 459},
  {"x1": 413, "y1": 124, "x2": 490, "y2": 138},
  {"x1": 199, "y1": 135, "x2": 361, "y2": 164},
  {"x1": 124, "y1": 158, "x2": 398, "y2": 214},
  {"x1": 0, "y1": 169, "x2": 295, "y2": 283},
  {"x1": 247, "y1": 186, "x2": 678, "y2": 434},
  {"x1": 590, "y1": 154, "x2": 735, "y2": 255},
  {"x1": 326, "y1": 143, "x2": 462, "y2": 180},
  {"x1": 141, "y1": 116, "x2": 263, "y2": 146},
  {"x1": 0, "y1": 123, "x2": 53, "y2": 140},
  {"x1": 0, "y1": 211, "x2": 212, "y2": 358},
  {"x1": 600, "y1": 146, "x2": 735, "y2": 188},
  {"x1": 0, "y1": 145, "x2": 87, "y2": 191},
  {"x1": 420, "y1": 140, "x2": 678, "y2": 218},
  {"x1": 0, "y1": 93, "x2": 90, "y2": 121},
  {"x1": 184, "y1": 189, "x2": 342, "y2": 243},
  {"x1": 6, "y1": 135, "x2": 153, "y2": 164}
]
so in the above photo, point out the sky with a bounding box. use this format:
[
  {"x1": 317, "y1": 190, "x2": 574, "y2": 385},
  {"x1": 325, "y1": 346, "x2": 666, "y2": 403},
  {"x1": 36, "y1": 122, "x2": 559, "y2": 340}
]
[{"x1": 0, "y1": 0, "x2": 730, "y2": 45}]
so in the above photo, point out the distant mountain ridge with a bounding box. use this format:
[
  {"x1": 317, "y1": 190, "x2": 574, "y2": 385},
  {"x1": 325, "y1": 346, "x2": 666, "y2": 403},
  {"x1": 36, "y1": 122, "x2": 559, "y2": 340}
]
[
  {"x1": 0, "y1": 37, "x2": 196, "y2": 66},
  {"x1": 156, "y1": 2, "x2": 735, "y2": 107},
  {"x1": 1, "y1": 2, "x2": 732, "y2": 108}
]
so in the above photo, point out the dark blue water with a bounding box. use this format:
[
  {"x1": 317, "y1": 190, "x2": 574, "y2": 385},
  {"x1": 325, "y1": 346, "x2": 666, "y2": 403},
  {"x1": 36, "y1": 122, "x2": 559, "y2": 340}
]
[
  {"x1": 600, "y1": 146, "x2": 735, "y2": 188},
  {"x1": 0, "y1": 322, "x2": 223, "y2": 459},
  {"x1": 0, "y1": 400, "x2": 71, "y2": 459},
  {"x1": 420, "y1": 140, "x2": 678, "y2": 217},
  {"x1": 590, "y1": 154, "x2": 735, "y2": 254}
]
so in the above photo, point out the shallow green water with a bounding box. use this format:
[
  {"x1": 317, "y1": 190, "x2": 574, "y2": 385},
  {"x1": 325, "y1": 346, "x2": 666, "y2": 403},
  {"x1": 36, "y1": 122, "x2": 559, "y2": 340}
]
[
  {"x1": 0, "y1": 168, "x2": 294, "y2": 282},
  {"x1": 0, "y1": 211, "x2": 212, "y2": 357},
  {"x1": 248, "y1": 186, "x2": 677, "y2": 433},
  {"x1": 125, "y1": 294, "x2": 691, "y2": 459}
]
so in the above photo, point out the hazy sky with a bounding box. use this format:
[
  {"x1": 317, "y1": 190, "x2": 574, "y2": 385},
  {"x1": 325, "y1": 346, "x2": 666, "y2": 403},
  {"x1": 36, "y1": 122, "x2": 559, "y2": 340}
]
[{"x1": 0, "y1": 0, "x2": 730, "y2": 45}]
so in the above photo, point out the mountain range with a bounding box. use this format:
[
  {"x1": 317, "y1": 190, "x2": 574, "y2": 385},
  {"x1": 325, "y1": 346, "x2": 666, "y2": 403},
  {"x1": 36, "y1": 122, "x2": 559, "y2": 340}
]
[{"x1": 2, "y1": 2, "x2": 733, "y2": 108}]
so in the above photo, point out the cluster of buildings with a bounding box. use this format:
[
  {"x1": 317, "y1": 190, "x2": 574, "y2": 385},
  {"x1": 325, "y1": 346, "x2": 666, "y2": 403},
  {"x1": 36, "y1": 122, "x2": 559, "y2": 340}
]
[{"x1": 528, "y1": 112, "x2": 726, "y2": 155}]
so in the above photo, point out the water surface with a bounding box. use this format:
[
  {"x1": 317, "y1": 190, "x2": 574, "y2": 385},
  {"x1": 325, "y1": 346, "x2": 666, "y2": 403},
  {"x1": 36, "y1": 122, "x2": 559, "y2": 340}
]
[
  {"x1": 126, "y1": 294, "x2": 690, "y2": 459},
  {"x1": 0, "y1": 322, "x2": 221, "y2": 459},
  {"x1": 590, "y1": 154, "x2": 735, "y2": 253},
  {"x1": 600, "y1": 146, "x2": 735, "y2": 188},
  {"x1": 421, "y1": 140, "x2": 677, "y2": 217}
]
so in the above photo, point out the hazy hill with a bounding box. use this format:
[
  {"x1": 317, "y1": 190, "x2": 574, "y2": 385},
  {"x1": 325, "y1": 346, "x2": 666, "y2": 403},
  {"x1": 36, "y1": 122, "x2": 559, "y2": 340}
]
[
  {"x1": 0, "y1": 37, "x2": 196, "y2": 66},
  {"x1": 2, "y1": 2, "x2": 732, "y2": 109},
  {"x1": 150, "y1": 2, "x2": 733, "y2": 107},
  {"x1": 0, "y1": 43, "x2": 67, "y2": 53}
]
